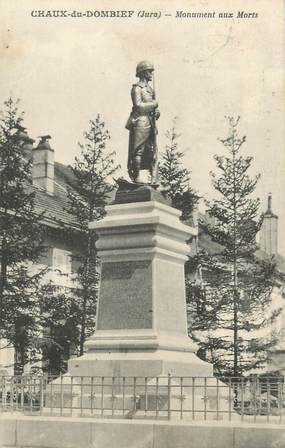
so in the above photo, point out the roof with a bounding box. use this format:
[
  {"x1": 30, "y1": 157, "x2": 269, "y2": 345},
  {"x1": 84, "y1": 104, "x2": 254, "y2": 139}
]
[
  {"x1": 33, "y1": 162, "x2": 115, "y2": 229},
  {"x1": 54, "y1": 162, "x2": 77, "y2": 189},
  {"x1": 255, "y1": 249, "x2": 285, "y2": 276},
  {"x1": 33, "y1": 162, "x2": 78, "y2": 229},
  {"x1": 195, "y1": 212, "x2": 285, "y2": 275}
]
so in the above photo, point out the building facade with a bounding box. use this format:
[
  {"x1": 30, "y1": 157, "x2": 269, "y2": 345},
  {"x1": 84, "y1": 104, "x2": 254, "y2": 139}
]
[{"x1": 0, "y1": 134, "x2": 82, "y2": 375}]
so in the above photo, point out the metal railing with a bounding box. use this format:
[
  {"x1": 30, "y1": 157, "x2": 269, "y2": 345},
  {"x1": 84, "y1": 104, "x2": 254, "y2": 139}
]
[{"x1": 0, "y1": 375, "x2": 284, "y2": 423}]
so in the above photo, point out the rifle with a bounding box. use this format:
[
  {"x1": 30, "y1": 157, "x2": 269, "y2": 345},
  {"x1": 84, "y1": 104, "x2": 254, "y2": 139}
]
[{"x1": 151, "y1": 72, "x2": 159, "y2": 185}]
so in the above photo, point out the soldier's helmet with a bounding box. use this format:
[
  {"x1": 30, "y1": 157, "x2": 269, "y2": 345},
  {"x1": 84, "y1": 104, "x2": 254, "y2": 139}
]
[{"x1": 136, "y1": 60, "x2": 154, "y2": 77}]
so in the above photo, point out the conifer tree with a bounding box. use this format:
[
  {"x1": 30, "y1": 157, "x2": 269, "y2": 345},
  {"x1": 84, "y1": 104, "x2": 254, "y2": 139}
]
[
  {"x1": 187, "y1": 117, "x2": 278, "y2": 376},
  {"x1": 159, "y1": 119, "x2": 199, "y2": 220},
  {"x1": 0, "y1": 98, "x2": 44, "y2": 373},
  {"x1": 39, "y1": 283, "x2": 80, "y2": 374},
  {"x1": 45, "y1": 115, "x2": 120, "y2": 365}
]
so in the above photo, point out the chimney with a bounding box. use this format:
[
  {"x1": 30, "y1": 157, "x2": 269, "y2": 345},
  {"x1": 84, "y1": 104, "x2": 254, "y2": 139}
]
[
  {"x1": 16, "y1": 125, "x2": 35, "y2": 159},
  {"x1": 22, "y1": 136, "x2": 35, "y2": 160},
  {"x1": 32, "y1": 135, "x2": 54, "y2": 195},
  {"x1": 259, "y1": 193, "x2": 278, "y2": 256}
]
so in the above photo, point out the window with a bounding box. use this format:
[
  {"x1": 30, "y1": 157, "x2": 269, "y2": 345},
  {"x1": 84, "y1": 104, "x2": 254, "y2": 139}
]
[
  {"x1": 52, "y1": 248, "x2": 72, "y2": 287},
  {"x1": 53, "y1": 248, "x2": 72, "y2": 274}
]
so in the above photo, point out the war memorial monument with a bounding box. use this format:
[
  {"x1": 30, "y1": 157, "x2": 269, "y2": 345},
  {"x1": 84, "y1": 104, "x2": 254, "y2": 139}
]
[
  {"x1": 66, "y1": 61, "x2": 222, "y2": 415},
  {"x1": 2, "y1": 61, "x2": 284, "y2": 448}
]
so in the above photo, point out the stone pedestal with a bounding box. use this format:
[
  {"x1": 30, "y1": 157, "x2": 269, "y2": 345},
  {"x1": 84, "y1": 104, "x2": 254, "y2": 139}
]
[{"x1": 68, "y1": 187, "x2": 212, "y2": 378}]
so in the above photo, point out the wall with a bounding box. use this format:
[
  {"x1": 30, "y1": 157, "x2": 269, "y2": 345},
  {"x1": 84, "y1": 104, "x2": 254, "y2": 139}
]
[{"x1": 1, "y1": 416, "x2": 285, "y2": 448}]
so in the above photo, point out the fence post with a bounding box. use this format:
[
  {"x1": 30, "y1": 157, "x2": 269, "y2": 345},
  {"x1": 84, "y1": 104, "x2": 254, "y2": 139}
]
[
  {"x1": 204, "y1": 377, "x2": 207, "y2": 420},
  {"x1": 192, "y1": 377, "x2": 195, "y2": 420},
  {"x1": 155, "y1": 377, "x2": 159, "y2": 419},
  {"x1": 167, "y1": 374, "x2": 171, "y2": 420},
  {"x1": 101, "y1": 377, "x2": 104, "y2": 417},
  {"x1": 39, "y1": 376, "x2": 44, "y2": 415},
  {"x1": 2, "y1": 377, "x2": 6, "y2": 409},
  {"x1": 144, "y1": 377, "x2": 148, "y2": 417},
  {"x1": 10, "y1": 376, "x2": 14, "y2": 412},
  {"x1": 122, "y1": 377, "x2": 126, "y2": 417},
  {"x1": 279, "y1": 377, "x2": 283, "y2": 423},
  {"x1": 180, "y1": 377, "x2": 183, "y2": 420},
  {"x1": 133, "y1": 377, "x2": 137, "y2": 413}
]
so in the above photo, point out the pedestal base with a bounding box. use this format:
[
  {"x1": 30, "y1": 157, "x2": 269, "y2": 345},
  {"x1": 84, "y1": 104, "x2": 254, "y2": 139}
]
[
  {"x1": 68, "y1": 349, "x2": 213, "y2": 378},
  {"x1": 58, "y1": 192, "x2": 226, "y2": 418}
]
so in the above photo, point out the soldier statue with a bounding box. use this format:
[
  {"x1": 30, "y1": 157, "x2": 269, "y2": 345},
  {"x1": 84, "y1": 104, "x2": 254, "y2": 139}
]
[{"x1": 125, "y1": 61, "x2": 160, "y2": 184}]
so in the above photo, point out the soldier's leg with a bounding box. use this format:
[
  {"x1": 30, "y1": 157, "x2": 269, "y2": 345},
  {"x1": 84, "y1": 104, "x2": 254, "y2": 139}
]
[
  {"x1": 133, "y1": 144, "x2": 146, "y2": 183},
  {"x1": 143, "y1": 138, "x2": 155, "y2": 183},
  {"x1": 133, "y1": 155, "x2": 141, "y2": 182}
]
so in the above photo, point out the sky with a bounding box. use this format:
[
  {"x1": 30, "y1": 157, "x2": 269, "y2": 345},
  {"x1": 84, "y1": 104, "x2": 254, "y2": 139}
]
[{"x1": 1, "y1": 0, "x2": 284, "y2": 253}]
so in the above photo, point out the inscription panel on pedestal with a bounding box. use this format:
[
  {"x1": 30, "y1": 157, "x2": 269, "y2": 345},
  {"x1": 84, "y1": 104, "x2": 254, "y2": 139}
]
[
  {"x1": 97, "y1": 260, "x2": 152, "y2": 330},
  {"x1": 155, "y1": 259, "x2": 187, "y2": 335}
]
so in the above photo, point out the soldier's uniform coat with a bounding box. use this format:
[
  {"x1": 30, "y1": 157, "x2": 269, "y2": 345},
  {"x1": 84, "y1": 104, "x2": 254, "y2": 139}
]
[{"x1": 126, "y1": 81, "x2": 157, "y2": 179}]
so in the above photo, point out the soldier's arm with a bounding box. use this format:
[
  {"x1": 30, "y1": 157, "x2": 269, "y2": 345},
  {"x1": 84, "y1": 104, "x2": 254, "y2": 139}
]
[{"x1": 131, "y1": 86, "x2": 158, "y2": 113}]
